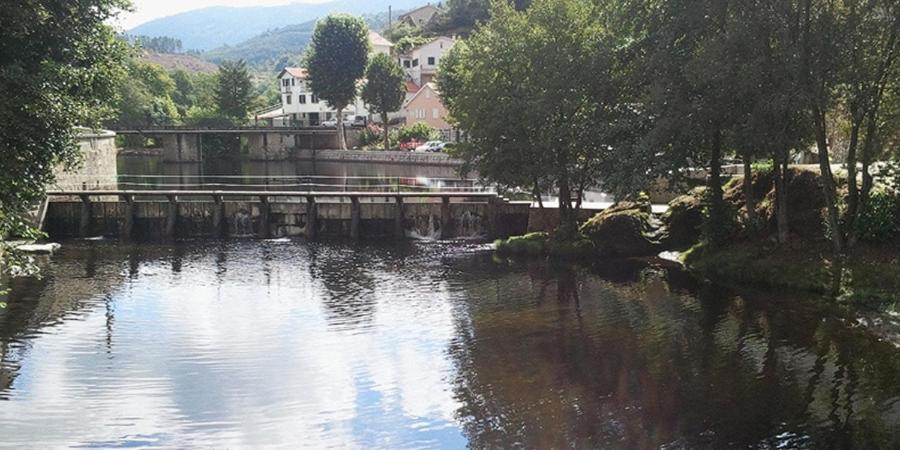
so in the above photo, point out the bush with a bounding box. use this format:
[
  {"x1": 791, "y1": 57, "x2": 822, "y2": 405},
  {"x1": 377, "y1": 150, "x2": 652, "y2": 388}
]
[
  {"x1": 495, "y1": 232, "x2": 549, "y2": 255},
  {"x1": 359, "y1": 123, "x2": 385, "y2": 148},
  {"x1": 856, "y1": 190, "x2": 900, "y2": 243},
  {"x1": 397, "y1": 122, "x2": 438, "y2": 143}
]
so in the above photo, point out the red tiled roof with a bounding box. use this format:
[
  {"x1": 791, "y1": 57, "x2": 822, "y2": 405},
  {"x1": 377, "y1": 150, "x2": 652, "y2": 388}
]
[
  {"x1": 404, "y1": 81, "x2": 420, "y2": 93},
  {"x1": 280, "y1": 67, "x2": 307, "y2": 79}
]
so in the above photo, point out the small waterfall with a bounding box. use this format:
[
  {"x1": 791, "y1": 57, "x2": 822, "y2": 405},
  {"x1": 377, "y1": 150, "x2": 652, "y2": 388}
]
[
  {"x1": 407, "y1": 214, "x2": 442, "y2": 240},
  {"x1": 231, "y1": 210, "x2": 254, "y2": 237},
  {"x1": 456, "y1": 210, "x2": 485, "y2": 240}
]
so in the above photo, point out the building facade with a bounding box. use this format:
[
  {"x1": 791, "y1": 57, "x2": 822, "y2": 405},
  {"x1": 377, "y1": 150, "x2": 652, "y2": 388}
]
[
  {"x1": 403, "y1": 83, "x2": 450, "y2": 130},
  {"x1": 399, "y1": 36, "x2": 455, "y2": 86}
]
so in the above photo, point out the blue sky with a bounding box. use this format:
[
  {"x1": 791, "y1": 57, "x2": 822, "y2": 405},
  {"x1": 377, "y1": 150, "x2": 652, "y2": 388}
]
[{"x1": 117, "y1": 0, "x2": 330, "y2": 29}]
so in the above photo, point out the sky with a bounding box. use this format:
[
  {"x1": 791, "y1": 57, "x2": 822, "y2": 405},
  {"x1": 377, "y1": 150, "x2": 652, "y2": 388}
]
[{"x1": 115, "y1": 0, "x2": 330, "y2": 29}]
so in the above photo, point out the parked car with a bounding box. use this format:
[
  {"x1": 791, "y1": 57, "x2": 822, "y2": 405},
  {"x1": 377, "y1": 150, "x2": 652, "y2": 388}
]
[
  {"x1": 400, "y1": 140, "x2": 422, "y2": 151},
  {"x1": 321, "y1": 115, "x2": 367, "y2": 128},
  {"x1": 414, "y1": 141, "x2": 446, "y2": 153}
]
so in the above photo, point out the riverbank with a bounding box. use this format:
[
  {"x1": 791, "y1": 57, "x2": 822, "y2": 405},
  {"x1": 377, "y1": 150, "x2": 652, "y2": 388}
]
[{"x1": 682, "y1": 240, "x2": 900, "y2": 307}]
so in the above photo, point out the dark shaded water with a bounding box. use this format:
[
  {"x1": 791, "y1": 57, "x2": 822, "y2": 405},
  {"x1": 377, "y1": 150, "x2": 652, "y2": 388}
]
[{"x1": 0, "y1": 241, "x2": 898, "y2": 449}]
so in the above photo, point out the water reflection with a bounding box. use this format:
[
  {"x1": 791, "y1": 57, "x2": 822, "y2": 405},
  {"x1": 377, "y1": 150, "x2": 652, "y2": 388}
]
[{"x1": 0, "y1": 242, "x2": 897, "y2": 448}]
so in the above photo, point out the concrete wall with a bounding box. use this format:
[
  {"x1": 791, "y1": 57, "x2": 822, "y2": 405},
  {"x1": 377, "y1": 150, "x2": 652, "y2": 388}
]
[
  {"x1": 52, "y1": 129, "x2": 118, "y2": 191},
  {"x1": 292, "y1": 149, "x2": 460, "y2": 166},
  {"x1": 44, "y1": 198, "x2": 529, "y2": 241}
]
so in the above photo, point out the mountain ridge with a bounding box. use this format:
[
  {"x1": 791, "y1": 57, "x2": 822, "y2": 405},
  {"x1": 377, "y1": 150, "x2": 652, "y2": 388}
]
[{"x1": 129, "y1": 0, "x2": 430, "y2": 51}]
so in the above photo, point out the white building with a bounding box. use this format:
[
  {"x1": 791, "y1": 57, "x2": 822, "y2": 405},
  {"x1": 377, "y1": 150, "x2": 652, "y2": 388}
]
[
  {"x1": 259, "y1": 32, "x2": 394, "y2": 127},
  {"x1": 399, "y1": 36, "x2": 455, "y2": 86}
]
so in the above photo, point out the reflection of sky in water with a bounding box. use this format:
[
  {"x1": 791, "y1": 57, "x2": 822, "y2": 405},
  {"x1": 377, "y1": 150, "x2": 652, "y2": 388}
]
[{"x1": 0, "y1": 243, "x2": 466, "y2": 449}]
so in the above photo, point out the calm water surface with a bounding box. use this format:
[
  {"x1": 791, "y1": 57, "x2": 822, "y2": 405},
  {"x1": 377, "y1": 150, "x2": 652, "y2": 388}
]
[{"x1": 1, "y1": 241, "x2": 898, "y2": 449}]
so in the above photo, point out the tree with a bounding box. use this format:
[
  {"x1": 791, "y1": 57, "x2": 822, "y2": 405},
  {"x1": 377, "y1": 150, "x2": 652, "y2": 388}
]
[
  {"x1": 440, "y1": 0, "x2": 646, "y2": 232},
  {"x1": 214, "y1": 59, "x2": 253, "y2": 124},
  {"x1": 361, "y1": 53, "x2": 405, "y2": 151},
  {"x1": 306, "y1": 14, "x2": 370, "y2": 150},
  {"x1": 0, "y1": 0, "x2": 129, "y2": 275},
  {"x1": 110, "y1": 59, "x2": 180, "y2": 136}
]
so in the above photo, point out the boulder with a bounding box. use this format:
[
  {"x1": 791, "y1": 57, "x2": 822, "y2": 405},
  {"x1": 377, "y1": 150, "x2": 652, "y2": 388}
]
[
  {"x1": 580, "y1": 200, "x2": 661, "y2": 257},
  {"x1": 662, "y1": 187, "x2": 705, "y2": 250}
]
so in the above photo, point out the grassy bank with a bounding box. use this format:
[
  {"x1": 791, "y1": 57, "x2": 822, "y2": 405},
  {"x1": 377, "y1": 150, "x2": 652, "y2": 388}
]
[{"x1": 682, "y1": 240, "x2": 900, "y2": 307}]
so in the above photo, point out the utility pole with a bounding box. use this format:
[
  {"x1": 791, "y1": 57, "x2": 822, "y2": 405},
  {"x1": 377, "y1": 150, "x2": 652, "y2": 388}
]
[{"x1": 388, "y1": 6, "x2": 392, "y2": 29}]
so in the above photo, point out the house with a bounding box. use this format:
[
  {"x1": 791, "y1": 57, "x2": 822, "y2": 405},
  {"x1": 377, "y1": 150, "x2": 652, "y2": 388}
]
[
  {"x1": 261, "y1": 33, "x2": 395, "y2": 127},
  {"x1": 397, "y1": 4, "x2": 440, "y2": 28},
  {"x1": 403, "y1": 82, "x2": 450, "y2": 130},
  {"x1": 272, "y1": 67, "x2": 368, "y2": 127},
  {"x1": 399, "y1": 36, "x2": 455, "y2": 85},
  {"x1": 369, "y1": 31, "x2": 393, "y2": 57}
]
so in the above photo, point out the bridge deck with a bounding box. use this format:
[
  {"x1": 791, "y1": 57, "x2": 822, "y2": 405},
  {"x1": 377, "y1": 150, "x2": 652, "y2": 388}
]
[{"x1": 46, "y1": 190, "x2": 499, "y2": 199}]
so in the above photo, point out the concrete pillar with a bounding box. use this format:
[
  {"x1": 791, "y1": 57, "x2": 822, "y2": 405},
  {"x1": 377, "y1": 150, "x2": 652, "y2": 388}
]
[
  {"x1": 79, "y1": 194, "x2": 92, "y2": 238},
  {"x1": 487, "y1": 196, "x2": 500, "y2": 240},
  {"x1": 306, "y1": 196, "x2": 317, "y2": 239},
  {"x1": 122, "y1": 195, "x2": 135, "y2": 240},
  {"x1": 212, "y1": 195, "x2": 224, "y2": 238},
  {"x1": 350, "y1": 196, "x2": 361, "y2": 240},
  {"x1": 441, "y1": 196, "x2": 452, "y2": 239},
  {"x1": 165, "y1": 195, "x2": 178, "y2": 238},
  {"x1": 258, "y1": 195, "x2": 270, "y2": 239},
  {"x1": 394, "y1": 196, "x2": 405, "y2": 240}
]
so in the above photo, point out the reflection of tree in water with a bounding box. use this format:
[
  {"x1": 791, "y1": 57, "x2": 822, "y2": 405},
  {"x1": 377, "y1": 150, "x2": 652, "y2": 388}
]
[
  {"x1": 448, "y1": 258, "x2": 900, "y2": 448},
  {"x1": 306, "y1": 243, "x2": 384, "y2": 329},
  {"x1": 0, "y1": 244, "x2": 130, "y2": 398}
]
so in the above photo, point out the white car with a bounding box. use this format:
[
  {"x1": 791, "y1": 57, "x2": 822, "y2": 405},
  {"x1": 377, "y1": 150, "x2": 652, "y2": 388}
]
[{"x1": 414, "y1": 141, "x2": 446, "y2": 153}]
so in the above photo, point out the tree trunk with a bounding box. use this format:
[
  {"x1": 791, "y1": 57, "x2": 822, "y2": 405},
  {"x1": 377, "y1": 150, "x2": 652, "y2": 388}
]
[
  {"x1": 336, "y1": 106, "x2": 347, "y2": 150},
  {"x1": 556, "y1": 149, "x2": 574, "y2": 234},
  {"x1": 845, "y1": 120, "x2": 861, "y2": 236},
  {"x1": 533, "y1": 178, "x2": 544, "y2": 209},
  {"x1": 773, "y1": 150, "x2": 790, "y2": 244},
  {"x1": 709, "y1": 130, "x2": 724, "y2": 205},
  {"x1": 381, "y1": 112, "x2": 390, "y2": 151},
  {"x1": 742, "y1": 154, "x2": 756, "y2": 225},
  {"x1": 813, "y1": 107, "x2": 845, "y2": 253}
]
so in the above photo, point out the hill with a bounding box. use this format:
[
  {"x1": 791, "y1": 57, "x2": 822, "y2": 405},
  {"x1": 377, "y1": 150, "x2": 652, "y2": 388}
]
[
  {"x1": 128, "y1": 0, "x2": 430, "y2": 51},
  {"x1": 141, "y1": 52, "x2": 218, "y2": 73},
  {"x1": 203, "y1": 21, "x2": 315, "y2": 66}
]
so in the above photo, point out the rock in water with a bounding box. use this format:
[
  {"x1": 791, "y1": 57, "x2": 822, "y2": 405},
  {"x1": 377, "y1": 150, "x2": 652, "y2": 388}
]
[{"x1": 16, "y1": 243, "x2": 62, "y2": 255}]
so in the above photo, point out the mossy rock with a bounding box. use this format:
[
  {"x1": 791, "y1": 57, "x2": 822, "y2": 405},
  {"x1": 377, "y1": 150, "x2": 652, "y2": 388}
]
[
  {"x1": 662, "y1": 187, "x2": 705, "y2": 250},
  {"x1": 580, "y1": 202, "x2": 661, "y2": 257},
  {"x1": 494, "y1": 232, "x2": 549, "y2": 256},
  {"x1": 761, "y1": 169, "x2": 825, "y2": 235}
]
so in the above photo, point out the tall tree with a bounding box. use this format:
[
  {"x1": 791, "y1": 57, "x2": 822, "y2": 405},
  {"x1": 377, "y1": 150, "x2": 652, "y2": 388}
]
[
  {"x1": 361, "y1": 53, "x2": 406, "y2": 151},
  {"x1": 306, "y1": 14, "x2": 370, "y2": 150},
  {"x1": 214, "y1": 59, "x2": 253, "y2": 124},
  {"x1": 0, "y1": 0, "x2": 128, "y2": 273},
  {"x1": 440, "y1": 0, "x2": 646, "y2": 232}
]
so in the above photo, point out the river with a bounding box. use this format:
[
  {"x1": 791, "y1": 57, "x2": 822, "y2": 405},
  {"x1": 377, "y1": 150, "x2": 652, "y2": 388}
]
[{"x1": 0, "y1": 240, "x2": 898, "y2": 448}]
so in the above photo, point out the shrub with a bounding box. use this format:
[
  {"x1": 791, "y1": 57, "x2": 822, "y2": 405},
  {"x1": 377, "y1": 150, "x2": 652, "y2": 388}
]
[
  {"x1": 494, "y1": 232, "x2": 549, "y2": 255},
  {"x1": 856, "y1": 190, "x2": 900, "y2": 243},
  {"x1": 397, "y1": 122, "x2": 438, "y2": 143}
]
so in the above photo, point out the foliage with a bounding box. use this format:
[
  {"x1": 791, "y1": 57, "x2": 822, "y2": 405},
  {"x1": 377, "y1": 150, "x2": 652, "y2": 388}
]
[
  {"x1": 0, "y1": 0, "x2": 129, "y2": 278},
  {"x1": 109, "y1": 58, "x2": 181, "y2": 135},
  {"x1": 494, "y1": 232, "x2": 549, "y2": 256},
  {"x1": 214, "y1": 60, "x2": 254, "y2": 124},
  {"x1": 204, "y1": 21, "x2": 315, "y2": 66},
  {"x1": 127, "y1": 35, "x2": 183, "y2": 53},
  {"x1": 361, "y1": 53, "x2": 406, "y2": 150},
  {"x1": 306, "y1": 14, "x2": 370, "y2": 149},
  {"x1": 440, "y1": 0, "x2": 649, "y2": 231},
  {"x1": 393, "y1": 35, "x2": 432, "y2": 55},
  {"x1": 396, "y1": 122, "x2": 438, "y2": 143},
  {"x1": 855, "y1": 189, "x2": 900, "y2": 243}
]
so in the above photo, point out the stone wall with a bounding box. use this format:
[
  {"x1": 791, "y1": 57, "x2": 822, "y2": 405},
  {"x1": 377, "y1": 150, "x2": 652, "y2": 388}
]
[{"x1": 52, "y1": 129, "x2": 118, "y2": 191}]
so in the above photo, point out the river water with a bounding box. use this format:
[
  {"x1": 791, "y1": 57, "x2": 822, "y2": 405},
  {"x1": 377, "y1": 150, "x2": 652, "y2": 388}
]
[{"x1": 1, "y1": 240, "x2": 898, "y2": 449}]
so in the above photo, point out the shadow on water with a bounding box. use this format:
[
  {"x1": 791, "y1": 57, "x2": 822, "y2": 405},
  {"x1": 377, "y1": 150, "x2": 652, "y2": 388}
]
[{"x1": 0, "y1": 240, "x2": 897, "y2": 448}]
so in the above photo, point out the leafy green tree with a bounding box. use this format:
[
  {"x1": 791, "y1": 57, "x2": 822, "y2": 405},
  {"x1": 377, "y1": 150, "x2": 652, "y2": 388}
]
[
  {"x1": 171, "y1": 69, "x2": 195, "y2": 117},
  {"x1": 361, "y1": 53, "x2": 405, "y2": 151},
  {"x1": 0, "y1": 0, "x2": 129, "y2": 276},
  {"x1": 441, "y1": 0, "x2": 646, "y2": 232},
  {"x1": 111, "y1": 59, "x2": 180, "y2": 136},
  {"x1": 306, "y1": 14, "x2": 370, "y2": 150},
  {"x1": 214, "y1": 59, "x2": 254, "y2": 124}
]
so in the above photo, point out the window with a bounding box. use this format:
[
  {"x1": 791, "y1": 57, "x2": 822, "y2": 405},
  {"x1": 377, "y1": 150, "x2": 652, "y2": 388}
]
[
  {"x1": 427, "y1": 57, "x2": 435, "y2": 65},
  {"x1": 326, "y1": 112, "x2": 333, "y2": 120},
  {"x1": 433, "y1": 108, "x2": 439, "y2": 119},
  {"x1": 285, "y1": 95, "x2": 292, "y2": 105},
  {"x1": 291, "y1": 78, "x2": 295, "y2": 86},
  {"x1": 299, "y1": 95, "x2": 306, "y2": 104},
  {"x1": 425, "y1": 90, "x2": 431, "y2": 99},
  {"x1": 403, "y1": 60, "x2": 411, "y2": 68},
  {"x1": 412, "y1": 59, "x2": 419, "y2": 67},
  {"x1": 311, "y1": 95, "x2": 319, "y2": 103}
]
